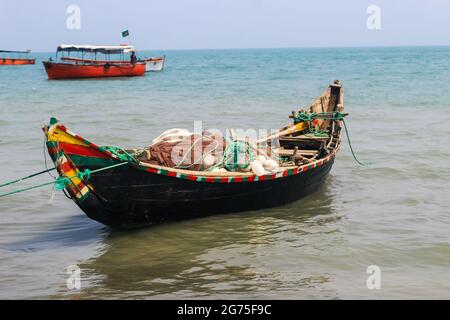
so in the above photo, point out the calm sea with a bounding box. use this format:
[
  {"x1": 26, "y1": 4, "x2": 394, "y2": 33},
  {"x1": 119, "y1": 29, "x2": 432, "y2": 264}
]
[{"x1": 0, "y1": 47, "x2": 449, "y2": 299}]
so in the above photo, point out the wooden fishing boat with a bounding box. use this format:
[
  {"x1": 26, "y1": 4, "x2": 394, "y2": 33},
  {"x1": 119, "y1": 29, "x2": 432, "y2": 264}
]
[
  {"x1": 43, "y1": 45, "x2": 145, "y2": 79},
  {"x1": 0, "y1": 50, "x2": 35, "y2": 65},
  {"x1": 43, "y1": 81, "x2": 345, "y2": 229}
]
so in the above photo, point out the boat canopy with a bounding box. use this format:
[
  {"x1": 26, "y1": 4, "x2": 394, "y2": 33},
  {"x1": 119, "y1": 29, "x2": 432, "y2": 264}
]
[
  {"x1": 0, "y1": 50, "x2": 31, "y2": 54},
  {"x1": 57, "y1": 45, "x2": 135, "y2": 54}
]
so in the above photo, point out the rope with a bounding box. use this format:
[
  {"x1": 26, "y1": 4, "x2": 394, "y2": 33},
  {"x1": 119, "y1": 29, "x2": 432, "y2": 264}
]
[
  {"x1": 101, "y1": 146, "x2": 138, "y2": 163},
  {"x1": 342, "y1": 119, "x2": 369, "y2": 166},
  {"x1": 0, "y1": 162, "x2": 128, "y2": 199},
  {"x1": 207, "y1": 139, "x2": 256, "y2": 172},
  {"x1": 295, "y1": 111, "x2": 368, "y2": 166},
  {"x1": 0, "y1": 168, "x2": 56, "y2": 189},
  {"x1": 294, "y1": 111, "x2": 347, "y2": 123},
  {"x1": 223, "y1": 140, "x2": 256, "y2": 171}
]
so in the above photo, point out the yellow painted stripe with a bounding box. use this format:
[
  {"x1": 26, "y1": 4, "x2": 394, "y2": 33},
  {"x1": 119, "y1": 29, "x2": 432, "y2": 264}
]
[
  {"x1": 47, "y1": 127, "x2": 88, "y2": 147},
  {"x1": 63, "y1": 168, "x2": 82, "y2": 186}
]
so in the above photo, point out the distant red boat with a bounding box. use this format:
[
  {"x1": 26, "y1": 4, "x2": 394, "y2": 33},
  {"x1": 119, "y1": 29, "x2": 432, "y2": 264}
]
[
  {"x1": 43, "y1": 45, "x2": 146, "y2": 80},
  {"x1": 0, "y1": 50, "x2": 35, "y2": 65},
  {"x1": 61, "y1": 55, "x2": 165, "y2": 72}
]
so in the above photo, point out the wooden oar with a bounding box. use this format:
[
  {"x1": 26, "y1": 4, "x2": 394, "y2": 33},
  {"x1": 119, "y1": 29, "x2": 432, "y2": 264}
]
[{"x1": 256, "y1": 122, "x2": 308, "y2": 144}]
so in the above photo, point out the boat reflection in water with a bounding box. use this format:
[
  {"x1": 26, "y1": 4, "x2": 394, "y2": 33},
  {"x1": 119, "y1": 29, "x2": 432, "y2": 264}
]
[{"x1": 69, "y1": 180, "x2": 341, "y2": 299}]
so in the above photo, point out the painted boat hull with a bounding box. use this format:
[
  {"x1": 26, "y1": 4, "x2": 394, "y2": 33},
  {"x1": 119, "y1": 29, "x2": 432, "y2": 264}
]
[
  {"x1": 42, "y1": 61, "x2": 146, "y2": 79},
  {"x1": 45, "y1": 126, "x2": 339, "y2": 229},
  {"x1": 0, "y1": 58, "x2": 35, "y2": 65}
]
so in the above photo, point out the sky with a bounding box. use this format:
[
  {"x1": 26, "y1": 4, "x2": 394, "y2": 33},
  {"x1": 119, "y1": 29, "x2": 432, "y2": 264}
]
[{"x1": 0, "y1": 0, "x2": 449, "y2": 52}]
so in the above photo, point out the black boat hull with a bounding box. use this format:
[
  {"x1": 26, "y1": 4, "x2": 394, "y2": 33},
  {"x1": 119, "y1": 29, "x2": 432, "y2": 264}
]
[{"x1": 75, "y1": 158, "x2": 335, "y2": 229}]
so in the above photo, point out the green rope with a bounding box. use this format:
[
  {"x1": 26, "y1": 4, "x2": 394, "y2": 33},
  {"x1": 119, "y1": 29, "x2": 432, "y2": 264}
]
[
  {"x1": 295, "y1": 111, "x2": 368, "y2": 166},
  {"x1": 223, "y1": 139, "x2": 256, "y2": 171},
  {"x1": 0, "y1": 162, "x2": 128, "y2": 198},
  {"x1": 0, "y1": 167, "x2": 56, "y2": 189},
  {"x1": 100, "y1": 146, "x2": 138, "y2": 163},
  {"x1": 342, "y1": 119, "x2": 369, "y2": 166},
  {"x1": 294, "y1": 111, "x2": 347, "y2": 124},
  {"x1": 294, "y1": 111, "x2": 345, "y2": 137},
  {"x1": 207, "y1": 139, "x2": 256, "y2": 172}
]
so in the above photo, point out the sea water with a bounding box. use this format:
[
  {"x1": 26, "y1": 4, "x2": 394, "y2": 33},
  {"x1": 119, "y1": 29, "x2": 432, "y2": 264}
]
[{"x1": 0, "y1": 46, "x2": 449, "y2": 299}]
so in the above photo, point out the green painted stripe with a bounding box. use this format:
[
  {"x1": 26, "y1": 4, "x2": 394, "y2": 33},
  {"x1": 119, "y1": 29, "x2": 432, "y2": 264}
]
[
  {"x1": 46, "y1": 141, "x2": 57, "y2": 148},
  {"x1": 69, "y1": 155, "x2": 117, "y2": 167}
]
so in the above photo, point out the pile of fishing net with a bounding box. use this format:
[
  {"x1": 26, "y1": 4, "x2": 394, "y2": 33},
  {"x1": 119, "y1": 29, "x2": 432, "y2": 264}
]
[{"x1": 137, "y1": 128, "x2": 280, "y2": 175}]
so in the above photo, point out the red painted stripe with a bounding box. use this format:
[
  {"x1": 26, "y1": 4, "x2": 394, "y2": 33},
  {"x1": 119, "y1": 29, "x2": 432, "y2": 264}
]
[
  {"x1": 270, "y1": 174, "x2": 276, "y2": 180},
  {"x1": 233, "y1": 176, "x2": 243, "y2": 183},
  {"x1": 205, "y1": 177, "x2": 215, "y2": 183},
  {"x1": 186, "y1": 175, "x2": 197, "y2": 181},
  {"x1": 302, "y1": 166, "x2": 308, "y2": 172},
  {"x1": 60, "y1": 161, "x2": 72, "y2": 173},
  {"x1": 167, "y1": 171, "x2": 177, "y2": 177},
  {"x1": 293, "y1": 168, "x2": 299, "y2": 174},
  {"x1": 283, "y1": 170, "x2": 289, "y2": 177},
  {"x1": 48, "y1": 147, "x2": 57, "y2": 156},
  {"x1": 146, "y1": 167, "x2": 158, "y2": 174},
  {"x1": 220, "y1": 177, "x2": 228, "y2": 183},
  {"x1": 58, "y1": 142, "x2": 109, "y2": 159},
  {"x1": 247, "y1": 176, "x2": 255, "y2": 182}
]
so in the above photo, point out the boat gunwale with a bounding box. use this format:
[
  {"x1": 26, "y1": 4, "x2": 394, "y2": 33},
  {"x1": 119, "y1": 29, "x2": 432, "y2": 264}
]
[{"x1": 48, "y1": 125, "x2": 341, "y2": 183}]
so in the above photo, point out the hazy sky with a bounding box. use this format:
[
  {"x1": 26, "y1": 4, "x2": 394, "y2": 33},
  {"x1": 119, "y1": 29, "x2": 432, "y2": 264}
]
[{"x1": 1, "y1": 0, "x2": 449, "y2": 51}]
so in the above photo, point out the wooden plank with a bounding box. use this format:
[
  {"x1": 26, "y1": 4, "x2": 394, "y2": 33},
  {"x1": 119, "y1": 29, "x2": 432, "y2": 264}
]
[
  {"x1": 279, "y1": 135, "x2": 329, "y2": 141},
  {"x1": 275, "y1": 148, "x2": 318, "y2": 156}
]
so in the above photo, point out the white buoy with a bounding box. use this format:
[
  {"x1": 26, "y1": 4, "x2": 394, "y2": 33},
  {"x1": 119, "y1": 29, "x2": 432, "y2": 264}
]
[
  {"x1": 202, "y1": 154, "x2": 216, "y2": 169},
  {"x1": 263, "y1": 159, "x2": 279, "y2": 172},
  {"x1": 257, "y1": 155, "x2": 267, "y2": 164},
  {"x1": 152, "y1": 128, "x2": 191, "y2": 144},
  {"x1": 250, "y1": 160, "x2": 266, "y2": 176}
]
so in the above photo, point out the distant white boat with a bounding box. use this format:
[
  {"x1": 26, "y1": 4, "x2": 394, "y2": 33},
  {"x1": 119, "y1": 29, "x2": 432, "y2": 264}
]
[{"x1": 142, "y1": 55, "x2": 165, "y2": 72}]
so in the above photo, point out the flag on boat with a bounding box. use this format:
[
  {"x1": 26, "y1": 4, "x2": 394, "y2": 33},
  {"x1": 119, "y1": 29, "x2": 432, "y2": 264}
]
[{"x1": 122, "y1": 30, "x2": 129, "y2": 38}]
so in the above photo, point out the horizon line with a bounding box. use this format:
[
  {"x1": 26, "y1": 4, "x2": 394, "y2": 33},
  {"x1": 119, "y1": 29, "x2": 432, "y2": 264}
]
[{"x1": 29, "y1": 43, "x2": 450, "y2": 54}]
